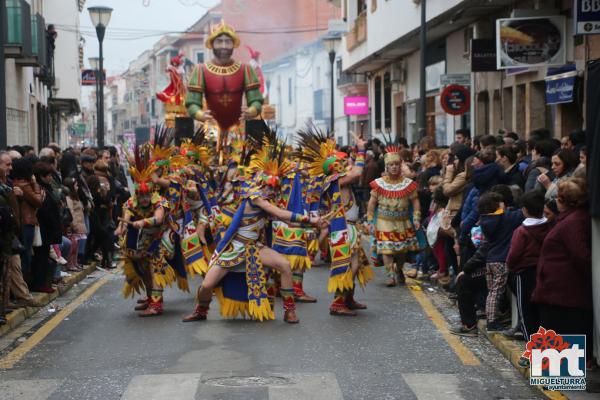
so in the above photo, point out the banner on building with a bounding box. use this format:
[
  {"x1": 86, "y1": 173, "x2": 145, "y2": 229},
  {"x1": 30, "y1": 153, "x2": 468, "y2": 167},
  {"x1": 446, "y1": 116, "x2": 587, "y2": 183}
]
[
  {"x1": 575, "y1": 0, "x2": 600, "y2": 34},
  {"x1": 81, "y1": 69, "x2": 106, "y2": 86},
  {"x1": 344, "y1": 96, "x2": 369, "y2": 115},
  {"x1": 496, "y1": 16, "x2": 566, "y2": 69},
  {"x1": 545, "y1": 64, "x2": 577, "y2": 105},
  {"x1": 471, "y1": 39, "x2": 497, "y2": 72}
]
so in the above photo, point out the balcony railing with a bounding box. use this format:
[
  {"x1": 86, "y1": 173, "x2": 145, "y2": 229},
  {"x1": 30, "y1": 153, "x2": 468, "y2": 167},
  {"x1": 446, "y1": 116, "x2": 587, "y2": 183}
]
[
  {"x1": 337, "y1": 72, "x2": 366, "y2": 87},
  {"x1": 4, "y1": 0, "x2": 32, "y2": 58},
  {"x1": 17, "y1": 13, "x2": 48, "y2": 67}
]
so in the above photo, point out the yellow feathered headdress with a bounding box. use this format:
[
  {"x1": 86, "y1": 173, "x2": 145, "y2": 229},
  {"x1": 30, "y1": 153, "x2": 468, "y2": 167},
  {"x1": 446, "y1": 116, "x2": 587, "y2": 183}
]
[
  {"x1": 247, "y1": 121, "x2": 292, "y2": 187},
  {"x1": 296, "y1": 125, "x2": 347, "y2": 178},
  {"x1": 205, "y1": 20, "x2": 240, "y2": 49},
  {"x1": 150, "y1": 124, "x2": 175, "y2": 167},
  {"x1": 129, "y1": 145, "x2": 157, "y2": 194}
]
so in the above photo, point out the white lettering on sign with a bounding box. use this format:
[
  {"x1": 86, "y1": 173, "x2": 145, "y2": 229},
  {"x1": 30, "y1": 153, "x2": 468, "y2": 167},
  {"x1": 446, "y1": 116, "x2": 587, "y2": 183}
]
[{"x1": 582, "y1": 0, "x2": 600, "y2": 12}]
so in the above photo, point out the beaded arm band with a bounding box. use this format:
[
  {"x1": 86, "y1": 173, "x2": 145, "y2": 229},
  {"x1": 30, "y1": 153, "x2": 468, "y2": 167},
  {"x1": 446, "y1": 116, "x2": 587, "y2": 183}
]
[
  {"x1": 355, "y1": 150, "x2": 365, "y2": 168},
  {"x1": 291, "y1": 212, "x2": 310, "y2": 224}
]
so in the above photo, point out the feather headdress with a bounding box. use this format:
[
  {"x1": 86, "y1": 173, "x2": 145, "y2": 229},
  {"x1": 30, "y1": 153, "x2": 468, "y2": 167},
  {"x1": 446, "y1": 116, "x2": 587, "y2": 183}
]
[
  {"x1": 150, "y1": 124, "x2": 175, "y2": 166},
  {"x1": 129, "y1": 145, "x2": 157, "y2": 194},
  {"x1": 296, "y1": 125, "x2": 347, "y2": 177},
  {"x1": 246, "y1": 121, "x2": 292, "y2": 187}
]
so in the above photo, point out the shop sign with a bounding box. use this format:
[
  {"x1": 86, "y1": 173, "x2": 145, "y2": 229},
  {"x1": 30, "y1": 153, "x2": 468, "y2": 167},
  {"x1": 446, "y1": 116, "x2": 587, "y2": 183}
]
[
  {"x1": 575, "y1": 0, "x2": 600, "y2": 34},
  {"x1": 344, "y1": 96, "x2": 369, "y2": 115},
  {"x1": 496, "y1": 16, "x2": 566, "y2": 69}
]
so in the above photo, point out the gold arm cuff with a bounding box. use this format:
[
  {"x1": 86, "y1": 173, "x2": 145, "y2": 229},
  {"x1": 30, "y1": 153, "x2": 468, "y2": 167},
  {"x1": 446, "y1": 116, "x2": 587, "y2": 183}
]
[{"x1": 194, "y1": 110, "x2": 206, "y2": 122}]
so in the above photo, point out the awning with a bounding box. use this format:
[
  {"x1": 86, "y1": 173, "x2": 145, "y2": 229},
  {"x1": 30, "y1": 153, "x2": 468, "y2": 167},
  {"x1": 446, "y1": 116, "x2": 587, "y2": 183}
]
[
  {"x1": 48, "y1": 98, "x2": 81, "y2": 116},
  {"x1": 545, "y1": 64, "x2": 578, "y2": 105}
]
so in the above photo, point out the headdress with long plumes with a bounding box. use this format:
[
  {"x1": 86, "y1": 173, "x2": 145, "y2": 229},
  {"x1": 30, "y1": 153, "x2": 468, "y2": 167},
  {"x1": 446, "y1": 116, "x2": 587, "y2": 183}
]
[
  {"x1": 180, "y1": 127, "x2": 214, "y2": 167},
  {"x1": 150, "y1": 124, "x2": 175, "y2": 166},
  {"x1": 381, "y1": 131, "x2": 402, "y2": 164},
  {"x1": 129, "y1": 145, "x2": 157, "y2": 195},
  {"x1": 246, "y1": 121, "x2": 292, "y2": 187},
  {"x1": 296, "y1": 125, "x2": 347, "y2": 177},
  {"x1": 205, "y1": 20, "x2": 240, "y2": 49}
]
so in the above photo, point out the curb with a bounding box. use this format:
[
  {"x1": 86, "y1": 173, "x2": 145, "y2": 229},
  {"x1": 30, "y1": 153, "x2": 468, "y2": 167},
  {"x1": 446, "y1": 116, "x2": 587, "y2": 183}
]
[
  {"x1": 479, "y1": 320, "x2": 568, "y2": 400},
  {"x1": 410, "y1": 276, "x2": 569, "y2": 400},
  {"x1": 0, "y1": 263, "x2": 98, "y2": 337}
]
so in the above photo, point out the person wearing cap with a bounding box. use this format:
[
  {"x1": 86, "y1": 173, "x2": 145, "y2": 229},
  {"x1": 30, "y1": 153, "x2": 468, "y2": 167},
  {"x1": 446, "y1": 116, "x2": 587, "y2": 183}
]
[{"x1": 186, "y1": 21, "x2": 263, "y2": 132}]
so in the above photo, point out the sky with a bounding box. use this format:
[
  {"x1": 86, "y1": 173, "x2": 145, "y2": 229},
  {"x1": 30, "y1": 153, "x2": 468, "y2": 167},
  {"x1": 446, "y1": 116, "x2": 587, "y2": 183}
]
[{"x1": 80, "y1": 0, "x2": 220, "y2": 74}]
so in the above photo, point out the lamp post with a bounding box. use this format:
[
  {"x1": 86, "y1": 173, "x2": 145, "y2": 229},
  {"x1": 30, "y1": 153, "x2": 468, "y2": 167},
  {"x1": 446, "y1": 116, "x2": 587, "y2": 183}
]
[
  {"x1": 88, "y1": 6, "x2": 113, "y2": 148},
  {"x1": 89, "y1": 57, "x2": 100, "y2": 143},
  {"x1": 418, "y1": 0, "x2": 427, "y2": 139},
  {"x1": 0, "y1": 0, "x2": 7, "y2": 149},
  {"x1": 323, "y1": 34, "x2": 341, "y2": 134}
]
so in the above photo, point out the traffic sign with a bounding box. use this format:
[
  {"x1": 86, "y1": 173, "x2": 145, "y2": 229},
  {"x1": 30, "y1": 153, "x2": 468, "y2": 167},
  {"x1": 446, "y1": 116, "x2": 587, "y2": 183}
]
[{"x1": 440, "y1": 85, "x2": 470, "y2": 116}]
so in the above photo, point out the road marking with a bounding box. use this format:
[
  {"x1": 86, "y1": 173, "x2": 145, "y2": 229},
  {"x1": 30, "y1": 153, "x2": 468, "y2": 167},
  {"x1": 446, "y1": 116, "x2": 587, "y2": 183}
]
[
  {"x1": 407, "y1": 280, "x2": 481, "y2": 366},
  {"x1": 0, "y1": 272, "x2": 111, "y2": 369},
  {"x1": 403, "y1": 373, "x2": 464, "y2": 400},
  {"x1": 269, "y1": 373, "x2": 343, "y2": 400},
  {"x1": 0, "y1": 378, "x2": 61, "y2": 400},
  {"x1": 121, "y1": 373, "x2": 201, "y2": 400}
]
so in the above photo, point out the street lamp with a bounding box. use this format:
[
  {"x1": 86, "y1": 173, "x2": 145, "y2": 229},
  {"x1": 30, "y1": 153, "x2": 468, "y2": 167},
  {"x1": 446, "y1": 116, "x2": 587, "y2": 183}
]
[
  {"x1": 88, "y1": 6, "x2": 113, "y2": 148},
  {"x1": 89, "y1": 57, "x2": 100, "y2": 142},
  {"x1": 323, "y1": 34, "x2": 341, "y2": 134}
]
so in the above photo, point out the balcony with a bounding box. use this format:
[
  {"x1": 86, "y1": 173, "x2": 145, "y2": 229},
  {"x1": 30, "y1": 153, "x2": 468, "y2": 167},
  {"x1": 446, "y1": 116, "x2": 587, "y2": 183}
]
[
  {"x1": 4, "y1": 0, "x2": 32, "y2": 58},
  {"x1": 345, "y1": 11, "x2": 367, "y2": 52},
  {"x1": 18, "y1": 13, "x2": 48, "y2": 67}
]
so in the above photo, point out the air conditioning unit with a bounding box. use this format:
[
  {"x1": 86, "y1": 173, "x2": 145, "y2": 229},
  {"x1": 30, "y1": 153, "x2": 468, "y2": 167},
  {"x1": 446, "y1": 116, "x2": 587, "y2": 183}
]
[{"x1": 390, "y1": 61, "x2": 405, "y2": 84}]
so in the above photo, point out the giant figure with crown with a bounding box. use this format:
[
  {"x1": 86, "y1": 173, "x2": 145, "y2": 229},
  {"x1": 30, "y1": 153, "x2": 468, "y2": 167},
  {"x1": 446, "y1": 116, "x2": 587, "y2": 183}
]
[{"x1": 185, "y1": 21, "x2": 264, "y2": 139}]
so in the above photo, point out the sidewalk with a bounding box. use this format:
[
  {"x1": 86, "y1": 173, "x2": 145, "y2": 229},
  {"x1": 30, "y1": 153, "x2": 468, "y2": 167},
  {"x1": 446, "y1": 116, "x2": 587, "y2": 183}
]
[
  {"x1": 409, "y1": 275, "x2": 600, "y2": 400},
  {"x1": 0, "y1": 263, "x2": 97, "y2": 337}
]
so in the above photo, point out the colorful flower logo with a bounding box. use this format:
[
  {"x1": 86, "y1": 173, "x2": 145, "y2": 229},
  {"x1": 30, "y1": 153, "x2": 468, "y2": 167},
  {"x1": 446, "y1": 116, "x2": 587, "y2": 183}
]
[{"x1": 522, "y1": 327, "x2": 571, "y2": 371}]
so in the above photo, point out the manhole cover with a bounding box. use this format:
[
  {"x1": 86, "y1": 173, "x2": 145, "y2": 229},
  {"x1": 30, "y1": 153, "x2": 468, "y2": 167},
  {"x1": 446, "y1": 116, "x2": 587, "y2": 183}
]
[{"x1": 203, "y1": 376, "x2": 292, "y2": 387}]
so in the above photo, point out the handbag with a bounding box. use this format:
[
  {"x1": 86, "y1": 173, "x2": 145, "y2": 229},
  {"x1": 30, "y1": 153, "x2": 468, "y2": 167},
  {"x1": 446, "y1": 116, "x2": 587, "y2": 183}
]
[
  {"x1": 33, "y1": 225, "x2": 42, "y2": 247},
  {"x1": 61, "y1": 206, "x2": 73, "y2": 228}
]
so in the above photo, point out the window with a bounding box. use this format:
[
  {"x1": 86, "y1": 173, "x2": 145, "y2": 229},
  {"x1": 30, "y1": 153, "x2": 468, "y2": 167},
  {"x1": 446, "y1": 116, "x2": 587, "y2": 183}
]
[
  {"x1": 374, "y1": 76, "x2": 382, "y2": 130},
  {"x1": 196, "y1": 52, "x2": 204, "y2": 64},
  {"x1": 384, "y1": 72, "x2": 391, "y2": 130},
  {"x1": 316, "y1": 66, "x2": 321, "y2": 89},
  {"x1": 288, "y1": 78, "x2": 293, "y2": 105}
]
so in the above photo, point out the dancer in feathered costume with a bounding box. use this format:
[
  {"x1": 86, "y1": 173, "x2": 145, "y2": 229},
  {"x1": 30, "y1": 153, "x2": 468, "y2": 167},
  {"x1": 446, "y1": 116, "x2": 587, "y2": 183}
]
[
  {"x1": 182, "y1": 121, "x2": 322, "y2": 324},
  {"x1": 366, "y1": 144, "x2": 421, "y2": 286},
  {"x1": 297, "y1": 128, "x2": 373, "y2": 316},
  {"x1": 271, "y1": 162, "x2": 316, "y2": 303},
  {"x1": 116, "y1": 145, "x2": 171, "y2": 316}
]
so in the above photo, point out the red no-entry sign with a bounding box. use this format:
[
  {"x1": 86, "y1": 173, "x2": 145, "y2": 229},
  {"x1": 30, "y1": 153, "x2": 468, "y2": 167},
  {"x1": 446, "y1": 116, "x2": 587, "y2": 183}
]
[{"x1": 440, "y1": 84, "x2": 470, "y2": 115}]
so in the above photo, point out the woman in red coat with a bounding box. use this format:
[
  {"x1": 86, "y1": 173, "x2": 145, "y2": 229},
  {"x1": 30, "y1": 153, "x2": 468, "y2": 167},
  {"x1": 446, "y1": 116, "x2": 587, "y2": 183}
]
[{"x1": 532, "y1": 177, "x2": 594, "y2": 365}]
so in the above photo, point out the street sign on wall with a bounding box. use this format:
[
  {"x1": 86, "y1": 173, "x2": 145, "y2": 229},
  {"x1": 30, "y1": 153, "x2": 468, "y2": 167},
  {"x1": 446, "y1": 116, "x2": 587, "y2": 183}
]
[
  {"x1": 575, "y1": 0, "x2": 600, "y2": 34},
  {"x1": 440, "y1": 85, "x2": 470, "y2": 116},
  {"x1": 440, "y1": 74, "x2": 471, "y2": 86}
]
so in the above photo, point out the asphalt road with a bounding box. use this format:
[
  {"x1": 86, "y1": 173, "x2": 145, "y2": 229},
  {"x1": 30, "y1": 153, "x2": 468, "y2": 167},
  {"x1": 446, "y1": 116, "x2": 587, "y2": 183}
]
[{"x1": 0, "y1": 264, "x2": 543, "y2": 400}]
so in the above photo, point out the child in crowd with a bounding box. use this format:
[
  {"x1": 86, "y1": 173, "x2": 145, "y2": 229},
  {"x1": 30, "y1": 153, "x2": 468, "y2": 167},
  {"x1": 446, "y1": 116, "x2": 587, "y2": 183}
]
[
  {"x1": 478, "y1": 191, "x2": 524, "y2": 332},
  {"x1": 64, "y1": 177, "x2": 87, "y2": 272},
  {"x1": 426, "y1": 185, "x2": 451, "y2": 284},
  {"x1": 506, "y1": 190, "x2": 552, "y2": 365}
]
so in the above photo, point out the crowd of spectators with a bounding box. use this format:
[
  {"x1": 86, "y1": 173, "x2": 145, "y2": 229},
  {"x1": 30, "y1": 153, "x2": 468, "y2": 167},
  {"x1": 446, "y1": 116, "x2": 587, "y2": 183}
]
[
  {"x1": 0, "y1": 144, "x2": 129, "y2": 325},
  {"x1": 356, "y1": 127, "x2": 593, "y2": 368}
]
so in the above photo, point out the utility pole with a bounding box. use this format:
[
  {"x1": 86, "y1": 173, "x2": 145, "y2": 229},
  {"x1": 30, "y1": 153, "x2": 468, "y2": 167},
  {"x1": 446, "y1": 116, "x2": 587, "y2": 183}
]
[
  {"x1": 0, "y1": 0, "x2": 7, "y2": 149},
  {"x1": 418, "y1": 0, "x2": 427, "y2": 139}
]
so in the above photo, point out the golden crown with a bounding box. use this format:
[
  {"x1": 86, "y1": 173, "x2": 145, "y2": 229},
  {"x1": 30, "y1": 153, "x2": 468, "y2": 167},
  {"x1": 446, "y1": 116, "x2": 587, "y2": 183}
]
[{"x1": 205, "y1": 20, "x2": 240, "y2": 49}]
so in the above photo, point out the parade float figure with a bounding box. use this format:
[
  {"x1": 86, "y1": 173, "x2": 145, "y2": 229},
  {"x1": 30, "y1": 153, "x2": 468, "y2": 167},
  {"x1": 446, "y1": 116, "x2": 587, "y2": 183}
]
[
  {"x1": 186, "y1": 21, "x2": 264, "y2": 135},
  {"x1": 117, "y1": 146, "x2": 171, "y2": 317},
  {"x1": 367, "y1": 145, "x2": 421, "y2": 287},
  {"x1": 156, "y1": 53, "x2": 186, "y2": 105},
  {"x1": 298, "y1": 128, "x2": 373, "y2": 317},
  {"x1": 182, "y1": 123, "x2": 322, "y2": 324}
]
